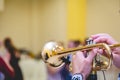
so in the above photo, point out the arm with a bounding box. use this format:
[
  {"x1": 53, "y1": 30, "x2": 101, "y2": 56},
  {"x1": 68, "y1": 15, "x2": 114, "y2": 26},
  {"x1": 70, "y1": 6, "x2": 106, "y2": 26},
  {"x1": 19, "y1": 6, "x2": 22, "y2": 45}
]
[
  {"x1": 91, "y1": 33, "x2": 120, "y2": 68},
  {"x1": 72, "y1": 50, "x2": 97, "y2": 80},
  {"x1": 46, "y1": 64, "x2": 65, "y2": 75}
]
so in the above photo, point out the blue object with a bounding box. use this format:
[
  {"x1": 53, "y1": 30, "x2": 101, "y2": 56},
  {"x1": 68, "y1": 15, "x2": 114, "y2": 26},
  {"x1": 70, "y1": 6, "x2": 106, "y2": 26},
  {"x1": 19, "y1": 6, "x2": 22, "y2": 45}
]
[
  {"x1": 0, "y1": 72, "x2": 5, "y2": 80},
  {"x1": 118, "y1": 73, "x2": 120, "y2": 80},
  {"x1": 60, "y1": 65, "x2": 72, "y2": 80}
]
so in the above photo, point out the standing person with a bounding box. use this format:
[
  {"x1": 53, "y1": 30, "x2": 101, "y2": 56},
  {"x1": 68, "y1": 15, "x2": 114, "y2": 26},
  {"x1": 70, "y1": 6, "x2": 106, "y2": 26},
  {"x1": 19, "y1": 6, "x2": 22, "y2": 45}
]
[
  {"x1": 0, "y1": 56, "x2": 14, "y2": 80},
  {"x1": 0, "y1": 40, "x2": 14, "y2": 80},
  {"x1": 4, "y1": 38, "x2": 23, "y2": 80}
]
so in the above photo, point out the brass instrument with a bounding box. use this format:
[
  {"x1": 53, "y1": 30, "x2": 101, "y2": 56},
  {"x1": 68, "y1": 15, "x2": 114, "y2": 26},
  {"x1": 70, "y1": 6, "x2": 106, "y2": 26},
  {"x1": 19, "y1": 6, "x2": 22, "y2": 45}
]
[{"x1": 41, "y1": 41, "x2": 120, "y2": 71}]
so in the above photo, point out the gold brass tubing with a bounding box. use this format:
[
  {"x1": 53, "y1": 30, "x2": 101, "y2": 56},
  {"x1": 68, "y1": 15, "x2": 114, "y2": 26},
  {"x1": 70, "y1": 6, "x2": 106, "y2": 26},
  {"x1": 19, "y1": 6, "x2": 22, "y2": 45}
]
[
  {"x1": 54, "y1": 43, "x2": 112, "y2": 70},
  {"x1": 42, "y1": 42, "x2": 120, "y2": 70},
  {"x1": 109, "y1": 44, "x2": 120, "y2": 48},
  {"x1": 55, "y1": 43, "x2": 110, "y2": 55}
]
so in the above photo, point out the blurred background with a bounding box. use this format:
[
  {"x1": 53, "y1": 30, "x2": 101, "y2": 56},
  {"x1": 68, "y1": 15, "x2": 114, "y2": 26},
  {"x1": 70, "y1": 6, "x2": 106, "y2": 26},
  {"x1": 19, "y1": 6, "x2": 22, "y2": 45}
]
[{"x1": 0, "y1": 0, "x2": 120, "y2": 80}]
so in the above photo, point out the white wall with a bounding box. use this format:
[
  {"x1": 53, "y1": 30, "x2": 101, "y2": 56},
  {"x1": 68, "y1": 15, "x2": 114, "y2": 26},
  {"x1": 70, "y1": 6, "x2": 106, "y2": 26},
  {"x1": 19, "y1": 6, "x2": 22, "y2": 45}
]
[
  {"x1": 87, "y1": 0, "x2": 120, "y2": 42},
  {"x1": 0, "y1": 0, "x2": 33, "y2": 51},
  {"x1": 0, "y1": 0, "x2": 4, "y2": 11},
  {"x1": 0, "y1": 0, "x2": 67, "y2": 80},
  {"x1": 87, "y1": 0, "x2": 120, "y2": 80},
  {"x1": 31, "y1": 0, "x2": 67, "y2": 53},
  {"x1": 0, "y1": 0, "x2": 67, "y2": 53},
  {"x1": 1, "y1": 0, "x2": 120, "y2": 80}
]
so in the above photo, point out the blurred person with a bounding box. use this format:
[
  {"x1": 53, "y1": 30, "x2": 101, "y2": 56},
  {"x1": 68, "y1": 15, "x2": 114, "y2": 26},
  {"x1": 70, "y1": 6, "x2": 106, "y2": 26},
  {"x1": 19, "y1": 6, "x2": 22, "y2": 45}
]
[
  {"x1": 46, "y1": 64, "x2": 71, "y2": 80},
  {"x1": 82, "y1": 37, "x2": 89, "y2": 46},
  {"x1": 0, "y1": 56, "x2": 14, "y2": 80},
  {"x1": 46, "y1": 41, "x2": 71, "y2": 80},
  {"x1": 68, "y1": 40, "x2": 81, "y2": 48},
  {"x1": 45, "y1": 33, "x2": 120, "y2": 80},
  {"x1": 0, "y1": 40, "x2": 14, "y2": 80},
  {"x1": 46, "y1": 50, "x2": 97, "y2": 80},
  {"x1": 45, "y1": 40, "x2": 97, "y2": 80},
  {"x1": 91, "y1": 33, "x2": 120, "y2": 68},
  {"x1": 4, "y1": 38, "x2": 23, "y2": 80},
  {"x1": 72, "y1": 33, "x2": 120, "y2": 80},
  {"x1": 67, "y1": 40, "x2": 81, "y2": 61},
  {"x1": 67, "y1": 40, "x2": 81, "y2": 72}
]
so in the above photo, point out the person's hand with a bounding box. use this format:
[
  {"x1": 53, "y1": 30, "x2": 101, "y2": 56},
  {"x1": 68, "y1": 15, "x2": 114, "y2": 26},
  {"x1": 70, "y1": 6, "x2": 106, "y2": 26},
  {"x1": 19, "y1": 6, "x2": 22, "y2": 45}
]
[
  {"x1": 91, "y1": 33, "x2": 118, "y2": 45},
  {"x1": 91, "y1": 33, "x2": 120, "y2": 68},
  {"x1": 72, "y1": 50, "x2": 97, "y2": 80}
]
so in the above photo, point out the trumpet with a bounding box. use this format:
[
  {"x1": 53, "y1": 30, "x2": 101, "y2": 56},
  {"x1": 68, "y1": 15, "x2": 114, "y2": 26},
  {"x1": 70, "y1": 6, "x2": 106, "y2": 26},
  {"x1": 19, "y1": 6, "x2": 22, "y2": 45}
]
[{"x1": 41, "y1": 41, "x2": 120, "y2": 71}]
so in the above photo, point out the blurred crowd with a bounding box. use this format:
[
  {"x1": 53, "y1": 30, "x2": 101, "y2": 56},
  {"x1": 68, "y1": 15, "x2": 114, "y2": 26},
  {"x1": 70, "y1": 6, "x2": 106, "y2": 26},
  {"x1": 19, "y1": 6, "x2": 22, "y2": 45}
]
[
  {"x1": 0, "y1": 38, "x2": 23, "y2": 80},
  {"x1": 0, "y1": 37, "x2": 88, "y2": 80}
]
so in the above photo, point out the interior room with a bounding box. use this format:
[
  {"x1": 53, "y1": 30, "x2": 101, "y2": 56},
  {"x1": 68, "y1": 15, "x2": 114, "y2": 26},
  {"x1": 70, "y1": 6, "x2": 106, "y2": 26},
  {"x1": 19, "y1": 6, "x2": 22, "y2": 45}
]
[{"x1": 0, "y1": 0, "x2": 120, "y2": 80}]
